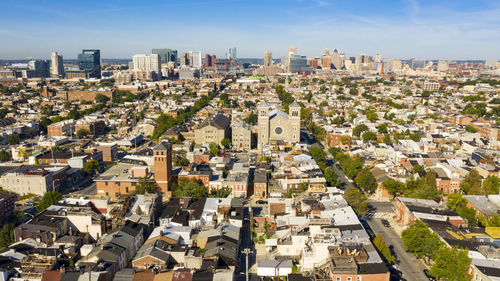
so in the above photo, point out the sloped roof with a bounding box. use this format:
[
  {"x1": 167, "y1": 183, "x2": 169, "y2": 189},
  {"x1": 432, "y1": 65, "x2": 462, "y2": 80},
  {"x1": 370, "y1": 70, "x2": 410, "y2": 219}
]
[{"x1": 198, "y1": 113, "x2": 230, "y2": 130}]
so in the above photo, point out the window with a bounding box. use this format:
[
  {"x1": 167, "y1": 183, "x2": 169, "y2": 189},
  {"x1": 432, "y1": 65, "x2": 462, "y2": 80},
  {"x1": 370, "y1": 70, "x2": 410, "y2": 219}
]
[
  {"x1": 347, "y1": 278, "x2": 352, "y2": 281},
  {"x1": 356, "y1": 277, "x2": 361, "y2": 281},
  {"x1": 336, "y1": 278, "x2": 341, "y2": 281}
]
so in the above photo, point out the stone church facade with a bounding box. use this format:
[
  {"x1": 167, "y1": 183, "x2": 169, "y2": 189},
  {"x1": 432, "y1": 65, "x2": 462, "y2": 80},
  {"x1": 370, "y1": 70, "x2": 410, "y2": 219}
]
[{"x1": 257, "y1": 101, "x2": 301, "y2": 146}]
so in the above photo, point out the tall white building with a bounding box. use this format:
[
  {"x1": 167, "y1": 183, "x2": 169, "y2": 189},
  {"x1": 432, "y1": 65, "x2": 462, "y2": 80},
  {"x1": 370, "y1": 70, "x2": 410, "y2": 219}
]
[
  {"x1": 264, "y1": 51, "x2": 273, "y2": 67},
  {"x1": 189, "y1": 51, "x2": 202, "y2": 68},
  {"x1": 50, "y1": 52, "x2": 64, "y2": 77},
  {"x1": 132, "y1": 54, "x2": 161, "y2": 73},
  {"x1": 437, "y1": 61, "x2": 449, "y2": 72}
]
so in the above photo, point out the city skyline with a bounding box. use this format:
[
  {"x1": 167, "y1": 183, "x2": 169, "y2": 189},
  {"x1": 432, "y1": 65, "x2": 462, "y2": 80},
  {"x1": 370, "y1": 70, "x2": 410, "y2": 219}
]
[{"x1": 0, "y1": 0, "x2": 500, "y2": 60}]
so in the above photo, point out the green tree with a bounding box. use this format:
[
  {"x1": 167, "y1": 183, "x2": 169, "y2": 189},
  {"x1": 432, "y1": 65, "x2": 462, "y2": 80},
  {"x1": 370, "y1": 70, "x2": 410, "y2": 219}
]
[
  {"x1": 373, "y1": 235, "x2": 396, "y2": 264},
  {"x1": 361, "y1": 131, "x2": 377, "y2": 142},
  {"x1": 243, "y1": 113, "x2": 258, "y2": 125},
  {"x1": 174, "y1": 152, "x2": 190, "y2": 167},
  {"x1": 37, "y1": 191, "x2": 63, "y2": 213},
  {"x1": 173, "y1": 178, "x2": 208, "y2": 197},
  {"x1": 353, "y1": 124, "x2": 369, "y2": 138},
  {"x1": 209, "y1": 142, "x2": 220, "y2": 156},
  {"x1": 355, "y1": 168, "x2": 377, "y2": 192},
  {"x1": 328, "y1": 147, "x2": 341, "y2": 157},
  {"x1": 401, "y1": 220, "x2": 443, "y2": 263},
  {"x1": 366, "y1": 110, "x2": 378, "y2": 122},
  {"x1": 244, "y1": 100, "x2": 255, "y2": 108},
  {"x1": 377, "y1": 123, "x2": 388, "y2": 134},
  {"x1": 382, "y1": 178, "x2": 404, "y2": 197},
  {"x1": 0, "y1": 224, "x2": 14, "y2": 250},
  {"x1": 482, "y1": 175, "x2": 500, "y2": 195},
  {"x1": 309, "y1": 146, "x2": 327, "y2": 164},
  {"x1": 464, "y1": 125, "x2": 478, "y2": 133},
  {"x1": 409, "y1": 133, "x2": 421, "y2": 142},
  {"x1": 134, "y1": 176, "x2": 159, "y2": 194},
  {"x1": 446, "y1": 193, "x2": 468, "y2": 210},
  {"x1": 95, "y1": 94, "x2": 110, "y2": 104},
  {"x1": 40, "y1": 104, "x2": 54, "y2": 116},
  {"x1": 221, "y1": 138, "x2": 231, "y2": 149},
  {"x1": 383, "y1": 134, "x2": 392, "y2": 144},
  {"x1": 324, "y1": 167, "x2": 339, "y2": 187},
  {"x1": 209, "y1": 186, "x2": 232, "y2": 198},
  {"x1": 429, "y1": 246, "x2": 471, "y2": 281},
  {"x1": 76, "y1": 129, "x2": 91, "y2": 138},
  {"x1": 0, "y1": 150, "x2": 11, "y2": 162},
  {"x1": 461, "y1": 169, "x2": 483, "y2": 195},
  {"x1": 0, "y1": 108, "x2": 9, "y2": 119},
  {"x1": 83, "y1": 160, "x2": 101, "y2": 175},
  {"x1": 344, "y1": 186, "x2": 368, "y2": 215},
  {"x1": 7, "y1": 134, "x2": 20, "y2": 145}
]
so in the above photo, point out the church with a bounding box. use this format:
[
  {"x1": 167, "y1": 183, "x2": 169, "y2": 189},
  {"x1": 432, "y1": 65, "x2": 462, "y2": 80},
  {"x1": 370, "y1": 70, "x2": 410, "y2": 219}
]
[{"x1": 257, "y1": 101, "x2": 301, "y2": 146}]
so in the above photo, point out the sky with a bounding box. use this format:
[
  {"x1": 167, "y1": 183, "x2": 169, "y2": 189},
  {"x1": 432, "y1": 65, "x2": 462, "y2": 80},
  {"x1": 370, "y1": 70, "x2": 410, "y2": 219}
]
[{"x1": 1, "y1": 0, "x2": 499, "y2": 60}]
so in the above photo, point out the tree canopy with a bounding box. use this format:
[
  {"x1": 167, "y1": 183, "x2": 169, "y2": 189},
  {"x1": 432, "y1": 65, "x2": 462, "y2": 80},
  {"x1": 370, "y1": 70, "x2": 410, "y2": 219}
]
[{"x1": 37, "y1": 191, "x2": 63, "y2": 213}]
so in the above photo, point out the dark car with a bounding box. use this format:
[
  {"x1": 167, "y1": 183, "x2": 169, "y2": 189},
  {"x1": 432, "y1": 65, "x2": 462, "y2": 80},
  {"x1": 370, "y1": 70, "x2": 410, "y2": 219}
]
[
  {"x1": 256, "y1": 200, "x2": 267, "y2": 205},
  {"x1": 381, "y1": 219, "x2": 391, "y2": 227}
]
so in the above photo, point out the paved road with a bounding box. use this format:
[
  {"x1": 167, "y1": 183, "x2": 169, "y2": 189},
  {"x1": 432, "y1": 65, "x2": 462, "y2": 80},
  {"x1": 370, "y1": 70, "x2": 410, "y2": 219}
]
[{"x1": 365, "y1": 217, "x2": 429, "y2": 281}]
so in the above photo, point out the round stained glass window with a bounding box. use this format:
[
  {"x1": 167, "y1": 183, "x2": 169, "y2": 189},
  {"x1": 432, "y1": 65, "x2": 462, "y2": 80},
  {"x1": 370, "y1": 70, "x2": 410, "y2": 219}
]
[{"x1": 275, "y1": 127, "x2": 283, "y2": 135}]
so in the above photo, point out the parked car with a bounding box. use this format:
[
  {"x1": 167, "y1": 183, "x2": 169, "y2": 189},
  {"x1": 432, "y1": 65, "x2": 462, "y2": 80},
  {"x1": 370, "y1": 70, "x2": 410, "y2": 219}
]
[
  {"x1": 256, "y1": 200, "x2": 267, "y2": 205},
  {"x1": 381, "y1": 219, "x2": 391, "y2": 227},
  {"x1": 24, "y1": 201, "x2": 35, "y2": 206}
]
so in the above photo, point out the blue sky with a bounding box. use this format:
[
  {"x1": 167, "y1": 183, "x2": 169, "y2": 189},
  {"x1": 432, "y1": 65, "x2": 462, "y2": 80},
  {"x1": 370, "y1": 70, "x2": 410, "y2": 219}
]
[{"x1": 1, "y1": 0, "x2": 499, "y2": 60}]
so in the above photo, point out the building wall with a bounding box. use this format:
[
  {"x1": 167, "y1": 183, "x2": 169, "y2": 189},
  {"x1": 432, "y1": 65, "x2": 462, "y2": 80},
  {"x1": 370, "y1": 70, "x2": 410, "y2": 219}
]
[
  {"x1": 194, "y1": 125, "x2": 227, "y2": 147},
  {"x1": 232, "y1": 126, "x2": 251, "y2": 151},
  {"x1": 0, "y1": 174, "x2": 52, "y2": 196},
  {"x1": 330, "y1": 272, "x2": 389, "y2": 281},
  {"x1": 154, "y1": 148, "x2": 173, "y2": 197},
  {"x1": 0, "y1": 192, "x2": 15, "y2": 223},
  {"x1": 67, "y1": 91, "x2": 114, "y2": 102},
  {"x1": 97, "y1": 145, "x2": 118, "y2": 162},
  {"x1": 96, "y1": 180, "x2": 137, "y2": 199},
  {"x1": 132, "y1": 256, "x2": 166, "y2": 270},
  {"x1": 254, "y1": 182, "x2": 267, "y2": 199}
]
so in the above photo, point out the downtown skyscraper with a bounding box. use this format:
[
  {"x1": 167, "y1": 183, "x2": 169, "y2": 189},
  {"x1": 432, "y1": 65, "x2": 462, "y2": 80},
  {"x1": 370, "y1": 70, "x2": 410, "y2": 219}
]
[{"x1": 50, "y1": 51, "x2": 64, "y2": 78}]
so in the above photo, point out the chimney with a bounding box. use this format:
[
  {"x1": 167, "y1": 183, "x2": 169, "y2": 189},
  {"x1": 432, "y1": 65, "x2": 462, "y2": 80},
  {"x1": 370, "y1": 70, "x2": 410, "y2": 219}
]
[
  {"x1": 69, "y1": 227, "x2": 73, "y2": 236},
  {"x1": 100, "y1": 244, "x2": 104, "y2": 250},
  {"x1": 160, "y1": 230, "x2": 164, "y2": 236}
]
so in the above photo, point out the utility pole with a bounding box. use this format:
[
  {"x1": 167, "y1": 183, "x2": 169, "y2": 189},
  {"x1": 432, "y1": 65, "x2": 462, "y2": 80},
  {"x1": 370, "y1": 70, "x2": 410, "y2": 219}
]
[{"x1": 242, "y1": 248, "x2": 253, "y2": 281}]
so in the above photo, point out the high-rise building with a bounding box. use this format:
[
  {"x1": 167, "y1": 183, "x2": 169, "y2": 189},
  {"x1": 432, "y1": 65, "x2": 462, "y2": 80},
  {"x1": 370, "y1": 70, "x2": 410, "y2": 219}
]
[
  {"x1": 392, "y1": 60, "x2": 402, "y2": 70},
  {"x1": 289, "y1": 56, "x2": 312, "y2": 73},
  {"x1": 321, "y1": 56, "x2": 331, "y2": 69},
  {"x1": 132, "y1": 54, "x2": 161, "y2": 76},
  {"x1": 331, "y1": 49, "x2": 343, "y2": 70},
  {"x1": 264, "y1": 51, "x2": 272, "y2": 67},
  {"x1": 152, "y1": 48, "x2": 178, "y2": 65},
  {"x1": 437, "y1": 61, "x2": 449, "y2": 72},
  {"x1": 180, "y1": 53, "x2": 190, "y2": 67},
  {"x1": 50, "y1": 52, "x2": 64, "y2": 78},
  {"x1": 28, "y1": 60, "x2": 50, "y2": 78},
  {"x1": 78, "y1": 49, "x2": 101, "y2": 78},
  {"x1": 324, "y1": 47, "x2": 330, "y2": 56},
  {"x1": 374, "y1": 54, "x2": 382, "y2": 63},
  {"x1": 205, "y1": 54, "x2": 216, "y2": 69},
  {"x1": 288, "y1": 46, "x2": 297, "y2": 58},
  {"x1": 189, "y1": 51, "x2": 202, "y2": 68},
  {"x1": 229, "y1": 47, "x2": 237, "y2": 59},
  {"x1": 410, "y1": 58, "x2": 425, "y2": 69}
]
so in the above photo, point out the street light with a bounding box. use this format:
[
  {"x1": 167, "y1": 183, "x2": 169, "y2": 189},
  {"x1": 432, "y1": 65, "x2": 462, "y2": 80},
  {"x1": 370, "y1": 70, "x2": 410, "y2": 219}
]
[{"x1": 242, "y1": 248, "x2": 253, "y2": 281}]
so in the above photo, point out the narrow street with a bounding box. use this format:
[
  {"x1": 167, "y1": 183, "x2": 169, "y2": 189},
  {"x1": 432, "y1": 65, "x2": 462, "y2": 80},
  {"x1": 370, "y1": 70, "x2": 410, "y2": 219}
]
[{"x1": 364, "y1": 207, "x2": 429, "y2": 281}]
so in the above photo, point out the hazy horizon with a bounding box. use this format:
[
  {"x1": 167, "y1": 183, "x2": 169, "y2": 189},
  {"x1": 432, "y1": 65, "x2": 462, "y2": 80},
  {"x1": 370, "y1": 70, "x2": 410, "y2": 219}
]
[{"x1": 1, "y1": 0, "x2": 499, "y2": 61}]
